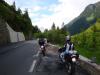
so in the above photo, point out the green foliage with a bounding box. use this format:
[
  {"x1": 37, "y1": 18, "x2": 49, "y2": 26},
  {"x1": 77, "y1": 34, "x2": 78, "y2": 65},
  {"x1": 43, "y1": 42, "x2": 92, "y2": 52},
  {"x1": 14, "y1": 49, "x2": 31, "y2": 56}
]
[
  {"x1": 72, "y1": 19, "x2": 100, "y2": 63},
  {"x1": 45, "y1": 29, "x2": 66, "y2": 45},
  {"x1": 34, "y1": 32, "x2": 44, "y2": 38},
  {"x1": 77, "y1": 47, "x2": 100, "y2": 64},
  {"x1": 35, "y1": 24, "x2": 68, "y2": 45},
  {"x1": 0, "y1": 1, "x2": 40, "y2": 40}
]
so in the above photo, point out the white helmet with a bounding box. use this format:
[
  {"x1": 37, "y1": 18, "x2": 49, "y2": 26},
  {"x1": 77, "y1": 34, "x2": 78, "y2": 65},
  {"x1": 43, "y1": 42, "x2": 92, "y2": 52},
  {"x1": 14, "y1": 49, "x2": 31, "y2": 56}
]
[{"x1": 66, "y1": 35, "x2": 71, "y2": 41}]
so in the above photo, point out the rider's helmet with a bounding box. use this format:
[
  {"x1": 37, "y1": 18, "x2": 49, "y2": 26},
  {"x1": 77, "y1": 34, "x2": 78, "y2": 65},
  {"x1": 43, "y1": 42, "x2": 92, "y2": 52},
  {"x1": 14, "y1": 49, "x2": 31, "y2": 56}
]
[{"x1": 66, "y1": 35, "x2": 71, "y2": 41}]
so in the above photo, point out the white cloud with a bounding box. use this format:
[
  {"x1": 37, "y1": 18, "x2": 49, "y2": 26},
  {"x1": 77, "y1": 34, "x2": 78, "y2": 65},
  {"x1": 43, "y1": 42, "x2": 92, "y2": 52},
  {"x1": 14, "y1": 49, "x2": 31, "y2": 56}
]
[
  {"x1": 33, "y1": 0, "x2": 100, "y2": 31},
  {"x1": 5, "y1": 0, "x2": 100, "y2": 32},
  {"x1": 33, "y1": 0, "x2": 81, "y2": 30},
  {"x1": 5, "y1": 0, "x2": 15, "y2": 4},
  {"x1": 29, "y1": 13, "x2": 38, "y2": 17},
  {"x1": 32, "y1": 6, "x2": 47, "y2": 12}
]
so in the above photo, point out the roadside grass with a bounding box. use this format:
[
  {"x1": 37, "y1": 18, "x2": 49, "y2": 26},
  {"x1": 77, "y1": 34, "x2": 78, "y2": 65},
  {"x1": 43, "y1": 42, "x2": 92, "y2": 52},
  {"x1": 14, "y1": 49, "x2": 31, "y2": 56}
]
[
  {"x1": 76, "y1": 47, "x2": 100, "y2": 64},
  {"x1": 72, "y1": 19, "x2": 100, "y2": 64}
]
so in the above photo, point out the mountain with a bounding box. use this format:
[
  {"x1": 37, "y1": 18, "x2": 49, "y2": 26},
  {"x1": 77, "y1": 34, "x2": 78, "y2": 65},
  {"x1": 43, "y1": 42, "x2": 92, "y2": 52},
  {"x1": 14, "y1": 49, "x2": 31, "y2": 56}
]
[
  {"x1": 64, "y1": 1, "x2": 100, "y2": 35},
  {"x1": 0, "y1": 0, "x2": 40, "y2": 40}
]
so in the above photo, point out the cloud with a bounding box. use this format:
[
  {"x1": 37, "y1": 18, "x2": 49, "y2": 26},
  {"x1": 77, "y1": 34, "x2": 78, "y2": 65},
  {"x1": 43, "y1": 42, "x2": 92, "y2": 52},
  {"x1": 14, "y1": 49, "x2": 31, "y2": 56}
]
[
  {"x1": 31, "y1": 6, "x2": 48, "y2": 12},
  {"x1": 33, "y1": 0, "x2": 100, "y2": 31},
  {"x1": 33, "y1": 0, "x2": 81, "y2": 30},
  {"x1": 5, "y1": 0, "x2": 100, "y2": 31},
  {"x1": 5, "y1": 0, "x2": 15, "y2": 4}
]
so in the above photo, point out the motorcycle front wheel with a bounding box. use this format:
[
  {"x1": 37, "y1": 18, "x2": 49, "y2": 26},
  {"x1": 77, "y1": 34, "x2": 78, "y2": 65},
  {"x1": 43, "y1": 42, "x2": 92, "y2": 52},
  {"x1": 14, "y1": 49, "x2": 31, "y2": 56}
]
[
  {"x1": 70, "y1": 62, "x2": 76, "y2": 75},
  {"x1": 42, "y1": 50, "x2": 46, "y2": 56},
  {"x1": 65, "y1": 62, "x2": 76, "y2": 75}
]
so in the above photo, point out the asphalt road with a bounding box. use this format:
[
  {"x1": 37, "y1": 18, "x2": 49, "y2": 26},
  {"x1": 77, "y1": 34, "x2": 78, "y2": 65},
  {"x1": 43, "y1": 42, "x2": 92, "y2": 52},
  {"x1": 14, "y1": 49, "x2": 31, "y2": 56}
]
[
  {"x1": 33, "y1": 53, "x2": 91, "y2": 75},
  {"x1": 0, "y1": 40, "x2": 91, "y2": 75},
  {"x1": 0, "y1": 40, "x2": 39, "y2": 75}
]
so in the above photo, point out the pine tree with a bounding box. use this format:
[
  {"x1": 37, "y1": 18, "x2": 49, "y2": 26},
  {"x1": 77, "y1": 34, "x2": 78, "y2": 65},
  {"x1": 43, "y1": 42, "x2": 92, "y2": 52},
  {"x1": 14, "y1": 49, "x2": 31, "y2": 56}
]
[
  {"x1": 61, "y1": 22, "x2": 64, "y2": 28},
  {"x1": 13, "y1": 1, "x2": 16, "y2": 10},
  {"x1": 57, "y1": 26, "x2": 59, "y2": 30},
  {"x1": 44, "y1": 29, "x2": 48, "y2": 32},
  {"x1": 17, "y1": 8, "x2": 22, "y2": 14},
  {"x1": 61, "y1": 22, "x2": 67, "y2": 35},
  {"x1": 51, "y1": 22, "x2": 56, "y2": 30},
  {"x1": 23, "y1": 9, "x2": 29, "y2": 18},
  {"x1": 10, "y1": 1, "x2": 16, "y2": 12}
]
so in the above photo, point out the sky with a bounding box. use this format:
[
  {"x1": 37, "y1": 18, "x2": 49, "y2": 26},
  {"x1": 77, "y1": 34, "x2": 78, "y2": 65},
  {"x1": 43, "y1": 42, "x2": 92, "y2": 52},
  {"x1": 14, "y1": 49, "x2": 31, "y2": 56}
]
[{"x1": 5, "y1": 0, "x2": 100, "y2": 31}]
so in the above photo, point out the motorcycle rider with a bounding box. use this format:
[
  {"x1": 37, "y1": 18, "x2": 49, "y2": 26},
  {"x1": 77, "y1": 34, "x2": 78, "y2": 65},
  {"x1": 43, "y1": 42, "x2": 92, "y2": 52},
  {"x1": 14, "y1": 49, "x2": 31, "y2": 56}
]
[
  {"x1": 38, "y1": 38, "x2": 46, "y2": 56},
  {"x1": 59, "y1": 35, "x2": 75, "y2": 62},
  {"x1": 38, "y1": 38, "x2": 45, "y2": 47},
  {"x1": 58, "y1": 35, "x2": 79, "y2": 74}
]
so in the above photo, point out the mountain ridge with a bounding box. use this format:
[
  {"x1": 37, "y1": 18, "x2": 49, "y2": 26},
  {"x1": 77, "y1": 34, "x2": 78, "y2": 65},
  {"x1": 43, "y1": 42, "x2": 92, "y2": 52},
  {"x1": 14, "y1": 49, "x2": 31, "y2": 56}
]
[{"x1": 64, "y1": 1, "x2": 100, "y2": 35}]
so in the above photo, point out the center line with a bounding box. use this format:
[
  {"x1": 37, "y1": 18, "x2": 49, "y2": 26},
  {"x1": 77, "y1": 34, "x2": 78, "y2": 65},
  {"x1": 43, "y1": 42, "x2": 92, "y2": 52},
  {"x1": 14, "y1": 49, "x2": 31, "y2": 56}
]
[
  {"x1": 36, "y1": 50, "x2": 40, "y2": 57},
  {"x1": 29, "y1": 60, "x2": 37, "y2": 72},
  {"x1": 29, "y1": 50, "x2": 40, "y2": 72},
  {"x1": 33, "y1": 50, "x2": 40, "y2": 58}
]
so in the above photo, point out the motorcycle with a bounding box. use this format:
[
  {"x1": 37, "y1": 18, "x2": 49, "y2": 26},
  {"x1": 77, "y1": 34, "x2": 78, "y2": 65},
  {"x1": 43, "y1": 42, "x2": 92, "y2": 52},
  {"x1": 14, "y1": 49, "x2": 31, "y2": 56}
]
[
  {"x1": 40, "y1": 45, "x2": 46, "y2": 56},
  {"x1": 59, "y1": 50, "x2": 79, "y2": 75}
]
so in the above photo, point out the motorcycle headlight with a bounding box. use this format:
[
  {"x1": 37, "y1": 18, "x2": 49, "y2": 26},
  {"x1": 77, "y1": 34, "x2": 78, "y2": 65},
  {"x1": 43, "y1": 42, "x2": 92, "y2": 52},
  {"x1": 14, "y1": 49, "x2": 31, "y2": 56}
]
[
  {"x1": 72, "y1": 58, "x2": 76, "y2": 62},
  {"x1": 41, "y1": 46, "x2": 44, "y2": 48}
]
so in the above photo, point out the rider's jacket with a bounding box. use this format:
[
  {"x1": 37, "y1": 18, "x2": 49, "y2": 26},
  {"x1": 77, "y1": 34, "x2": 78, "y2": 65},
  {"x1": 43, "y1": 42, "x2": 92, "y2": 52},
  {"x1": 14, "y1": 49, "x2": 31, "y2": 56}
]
[
  {"x1": 58, "y1": 42, "x2": 74, "y2": 53},
  {"x1": 38, "y1": 38, "x2": 45, "y2": 46},
  {"x1": 64, "y1": 42, "x2": 74, "y2": 53}
]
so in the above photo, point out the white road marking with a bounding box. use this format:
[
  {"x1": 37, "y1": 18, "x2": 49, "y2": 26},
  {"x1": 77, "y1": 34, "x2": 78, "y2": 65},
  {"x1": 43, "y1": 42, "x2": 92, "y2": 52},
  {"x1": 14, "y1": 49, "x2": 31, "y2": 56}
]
[
  {"x1": 33, "y1": 50, "x2": 40, "y2": 57},
  {"x1": 29, "y1": 60, "x2": 37, "y2": 72},
  {"x1": 36, "y1": 50, "x2": 40, "y2": 57},
  {"x1": 15, "y1": 46, "x2": 18, "y2": 48},
  {"x1": 29, "y1": 50, "x2": 40, "y2": 72}
]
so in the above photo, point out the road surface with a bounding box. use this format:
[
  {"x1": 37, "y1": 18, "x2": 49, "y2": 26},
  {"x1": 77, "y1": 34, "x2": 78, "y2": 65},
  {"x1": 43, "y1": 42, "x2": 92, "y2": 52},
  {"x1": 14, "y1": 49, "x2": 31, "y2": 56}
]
[{"x1": 0, "y1": 40, "x2": 91, "y2": 75}]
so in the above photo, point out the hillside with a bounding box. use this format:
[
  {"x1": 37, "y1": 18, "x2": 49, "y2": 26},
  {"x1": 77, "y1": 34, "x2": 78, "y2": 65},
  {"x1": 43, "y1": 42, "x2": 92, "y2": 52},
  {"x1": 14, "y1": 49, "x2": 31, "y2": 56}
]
[
  {"x1": 64, "y1": 1, "x2": 100, "y2": 35},
  {"x1": 72, "y1": 19, "x2": 100, "y2": 63},
  {"x1": 0, "y1": 0, "x2": 40, "y2": 40}
]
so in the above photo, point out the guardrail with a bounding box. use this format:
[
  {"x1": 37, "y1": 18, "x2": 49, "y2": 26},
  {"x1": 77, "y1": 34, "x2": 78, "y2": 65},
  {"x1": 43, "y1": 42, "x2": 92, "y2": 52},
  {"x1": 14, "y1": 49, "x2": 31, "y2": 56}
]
[
  {"x1": 48, "y1": 43, "x2": 100, "y2": 75},
  {"x1": 79, "y1": 56, "x2": 100, "y2": 75}
]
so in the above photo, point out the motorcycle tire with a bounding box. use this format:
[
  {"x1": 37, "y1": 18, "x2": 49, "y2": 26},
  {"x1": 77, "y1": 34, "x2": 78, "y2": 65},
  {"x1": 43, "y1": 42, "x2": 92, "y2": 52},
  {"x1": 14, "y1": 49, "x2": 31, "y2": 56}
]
[
  {"x1": 42, "y1": 50, "x2": 45, "y2": 56},
  {"x1": 70, "y1": 62, "x2": 76, "y2": 75},
  {"x1": 65, "y1": 62, "x2": 71, "y2": 74}
]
